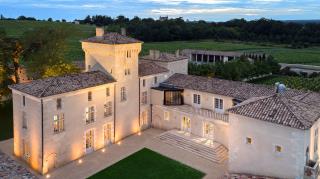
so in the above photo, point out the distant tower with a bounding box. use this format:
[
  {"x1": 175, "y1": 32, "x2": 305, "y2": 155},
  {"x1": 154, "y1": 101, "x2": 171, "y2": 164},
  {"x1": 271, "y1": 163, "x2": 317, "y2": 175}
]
[{"x1": 81, "y1": 27, "x2": 142, "y2": 141}]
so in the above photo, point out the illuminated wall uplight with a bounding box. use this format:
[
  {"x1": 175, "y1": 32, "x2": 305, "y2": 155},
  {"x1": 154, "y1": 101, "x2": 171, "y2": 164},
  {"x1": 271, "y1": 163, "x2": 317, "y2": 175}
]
[
  {"x1": 46, "y1": 174, "x2": 51, "y2": 178},
  {"x1": 78, "y1": 159, "x2": 83, "y2": 164},
  {"x1": 138, "y1": 132, "x2": 141, "y2": 136},
  {"x1": 102, "y1": 148, "x2": 106, "y2": 153},
  {"x1": 117, "y1": 141, "x2": 121, "y2": 145}
]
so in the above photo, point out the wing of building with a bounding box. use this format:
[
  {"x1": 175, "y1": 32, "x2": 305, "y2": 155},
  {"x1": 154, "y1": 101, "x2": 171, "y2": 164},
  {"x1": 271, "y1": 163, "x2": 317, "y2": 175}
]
[{"x1": 8, "y1": 27, "x2": 320, "y2": 178}]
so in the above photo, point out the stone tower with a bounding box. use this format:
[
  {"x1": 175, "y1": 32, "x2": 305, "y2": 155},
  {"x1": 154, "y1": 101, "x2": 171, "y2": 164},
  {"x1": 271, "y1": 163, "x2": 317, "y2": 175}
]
[{"x1": 82, "y1": 27, "x2": 142, "y2": 141}]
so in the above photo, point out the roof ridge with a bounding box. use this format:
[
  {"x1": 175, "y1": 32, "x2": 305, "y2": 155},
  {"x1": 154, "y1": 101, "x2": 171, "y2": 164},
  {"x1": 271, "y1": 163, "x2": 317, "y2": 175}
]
[
  {"x1": 228, "y1": 95, "x2": 274, "y2": 112},
  {"x1": 279, "y1": 96, "x2": 310, "y2": 129}
]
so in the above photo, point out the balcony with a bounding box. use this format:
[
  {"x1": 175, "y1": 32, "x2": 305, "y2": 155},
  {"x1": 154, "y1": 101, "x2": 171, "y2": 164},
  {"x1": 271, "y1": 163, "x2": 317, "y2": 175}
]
[{"x1": 161, "y1": 104, "x2": 229, "y2": 123}]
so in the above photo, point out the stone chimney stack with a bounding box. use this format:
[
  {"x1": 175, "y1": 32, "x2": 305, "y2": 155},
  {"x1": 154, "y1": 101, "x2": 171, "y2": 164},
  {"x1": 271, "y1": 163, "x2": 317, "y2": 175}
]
[
  {"x1": 96, "y1": 27, "x2": 105, "y2": 37},
  {"x1": 175, "y1": 50, "x2": 180, "y2": 57},
  {"x1": 149, "y1": 50, "x2": 160, "y2": 60},
  {"x1": 121, "y1": 28, "x2": 126, "y2": 36}
]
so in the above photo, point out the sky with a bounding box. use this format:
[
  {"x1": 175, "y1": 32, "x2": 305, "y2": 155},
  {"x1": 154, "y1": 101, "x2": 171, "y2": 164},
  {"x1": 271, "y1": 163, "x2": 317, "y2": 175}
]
[{"x1": 0, "y1": 0, "x2": 320, "y2": 22}]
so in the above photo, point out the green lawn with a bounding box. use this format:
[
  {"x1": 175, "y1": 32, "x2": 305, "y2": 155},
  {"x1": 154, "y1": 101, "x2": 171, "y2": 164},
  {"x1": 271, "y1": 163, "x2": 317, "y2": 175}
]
[
  {"x1": 249, "y1": 75, "x2": 320, "y2": 92},
  {"x1": 88, "y1": 148, "x2": 205, "y2": 179},
  {"x1": 0, "y1": 101, "x2": 13, "y2": 141},
  {"x1": 0, "y1": 20, "x2": 95, "y2": 61}
]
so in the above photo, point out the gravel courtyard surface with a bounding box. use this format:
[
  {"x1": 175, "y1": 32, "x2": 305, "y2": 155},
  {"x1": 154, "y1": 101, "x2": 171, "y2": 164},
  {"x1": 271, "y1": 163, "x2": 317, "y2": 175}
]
[{"x1": 0, "y1": 151, "x2": 37, "y2": 179}]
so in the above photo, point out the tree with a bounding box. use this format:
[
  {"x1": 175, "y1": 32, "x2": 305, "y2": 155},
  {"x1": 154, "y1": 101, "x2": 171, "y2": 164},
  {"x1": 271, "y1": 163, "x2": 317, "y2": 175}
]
[
  {"x1": 43, "y1": 62, "x2": 79, "y2": 78},
  {"x1": 22, "y1": 26, "x2": 71, "y2": 79},
  {"x1": 47, "y1": 18, "x2": 53, "y2": 22}
]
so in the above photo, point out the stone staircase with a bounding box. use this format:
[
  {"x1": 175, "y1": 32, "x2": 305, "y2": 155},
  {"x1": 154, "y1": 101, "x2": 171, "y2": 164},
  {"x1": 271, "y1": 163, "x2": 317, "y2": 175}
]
[{"x1": 157, "y1": 131, "x2": 228, "y2": 163}]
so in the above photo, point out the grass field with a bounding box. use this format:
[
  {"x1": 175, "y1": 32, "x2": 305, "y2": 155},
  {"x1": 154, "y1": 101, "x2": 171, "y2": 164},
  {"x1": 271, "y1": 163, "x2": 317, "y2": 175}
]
[
  {"x1": 142, "y1": 41, "x2": 320, "y2": 65},
  {"x1": 88, "y1": 148, "x2": 205, "y2": 179},
  {"x1": 1, "y1": 20, "x2": 320, "y2": 65},
  {"x1": 0, "y1": 101, "x2": 13, "y2": 141},
  {"x1": 0, "y1": 20, "x2": 95, "y2": 61},
  {"x1": 250, "y1": 75, "x2": 320, "y2": 92}
]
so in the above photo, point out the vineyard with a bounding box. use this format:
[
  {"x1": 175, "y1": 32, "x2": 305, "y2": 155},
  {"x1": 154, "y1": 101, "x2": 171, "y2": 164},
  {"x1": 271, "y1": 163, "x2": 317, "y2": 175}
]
[{"x1": 250, "y1": 75, "x2": 320, "y2": 92}]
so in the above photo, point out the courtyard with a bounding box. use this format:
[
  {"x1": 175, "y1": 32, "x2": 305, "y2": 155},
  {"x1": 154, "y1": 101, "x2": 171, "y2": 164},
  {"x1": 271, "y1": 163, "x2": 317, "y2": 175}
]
[{"x1": 0, "y1": 128, "x2": 228, "y2": 179}]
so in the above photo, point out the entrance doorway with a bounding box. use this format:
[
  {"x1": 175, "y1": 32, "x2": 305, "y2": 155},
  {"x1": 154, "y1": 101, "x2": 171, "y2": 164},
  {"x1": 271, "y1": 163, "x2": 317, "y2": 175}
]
[
  {"x1": 85, "y1": 129, "x2": 94, "y2": 153},
  {"x1": 104, "y1": 123, "x2": 113, "y2": 145},
  {"x1": 181, "y1": 117, "x2": 191, "y2": 133},
  {"x1": 203, "y1": 122, "x2": 214, "y2": 140}
]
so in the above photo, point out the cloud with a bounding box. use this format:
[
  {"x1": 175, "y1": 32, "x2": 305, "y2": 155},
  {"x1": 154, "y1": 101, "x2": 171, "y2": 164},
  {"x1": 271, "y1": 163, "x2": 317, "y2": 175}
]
[
  {"x1": 140, "y1": 0, "x2": 238, "y2": 5},
  {"x1": 31, "y1": 3, "x2": 109, "y2": 9},
  {"x1": 150, "y1": 7, "x2": 263, "y2": 15}
]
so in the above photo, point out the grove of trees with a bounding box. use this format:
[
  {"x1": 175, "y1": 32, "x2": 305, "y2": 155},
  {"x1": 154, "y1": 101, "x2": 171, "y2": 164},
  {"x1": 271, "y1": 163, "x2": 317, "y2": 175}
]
[
  {"x1": 79, "y1": 15, "x2": 320, "y2": 46},
  {"x1": 188, "y1": 56, "x2": 280, "y2": 81},
  {"x1": 0, "y1": 27, "x2": 79, "y2": 98}
]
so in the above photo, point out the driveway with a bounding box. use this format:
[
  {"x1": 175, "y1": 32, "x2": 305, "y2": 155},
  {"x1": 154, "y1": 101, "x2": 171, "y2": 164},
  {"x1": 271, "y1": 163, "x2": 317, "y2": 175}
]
[{"x1": 0, "y1": 128, "x2": 227, "y2": 179}]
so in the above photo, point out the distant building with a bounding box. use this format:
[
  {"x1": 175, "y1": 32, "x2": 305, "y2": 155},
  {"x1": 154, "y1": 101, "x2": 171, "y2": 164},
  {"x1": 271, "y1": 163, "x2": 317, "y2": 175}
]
[{"x1": 181, "y1": 49, "x2": 268, "y2": 64}]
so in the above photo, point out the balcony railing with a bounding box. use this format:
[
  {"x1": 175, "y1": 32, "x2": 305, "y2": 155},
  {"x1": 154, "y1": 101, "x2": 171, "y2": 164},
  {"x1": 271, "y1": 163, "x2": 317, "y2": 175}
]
[
  {"x1": 193, "y1": 107, "x2": 229, "y2": 123},
  {"x1": 161, "y1": 104, "x2": 229, "y2": 123}
]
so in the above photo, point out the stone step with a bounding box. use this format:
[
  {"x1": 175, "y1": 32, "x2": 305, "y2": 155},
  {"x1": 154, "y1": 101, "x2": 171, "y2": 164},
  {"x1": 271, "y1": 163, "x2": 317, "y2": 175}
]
[{"x1": 157, "y1": 132, "x2": 228, "y2": 163}]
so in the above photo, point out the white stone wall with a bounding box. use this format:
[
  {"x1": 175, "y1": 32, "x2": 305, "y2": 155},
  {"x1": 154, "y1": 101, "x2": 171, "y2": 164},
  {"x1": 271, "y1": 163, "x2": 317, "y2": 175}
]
[
  {"x1": 139, "y1": 73, "x2": 168, "y2": 130},
  {"x1": 228, "y1": 113, "x2": 307, "y2": 179},
  {"x1": 12, "y1": 90, "x2": 42, "y2": 173},
  {"x1": 152, "y1": 59, "x2": 188, "y2": 76},
  {"x1": 41, "y1": 84, "x2": 115, "y2": 173},
  {"x1": 183, "y1": 89, "x2": 234, "y2": 113}
]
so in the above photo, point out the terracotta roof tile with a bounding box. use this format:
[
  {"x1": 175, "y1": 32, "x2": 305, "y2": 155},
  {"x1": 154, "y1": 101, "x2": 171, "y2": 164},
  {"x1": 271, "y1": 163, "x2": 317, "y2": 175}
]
[
  {"x1": 228, "y1": 94, "x2": 320, "y2": 130},
  {"x1": 9, "y1": 71, "x2": 116, "y2": 98},
  {"x1": 138, "y1": 61, "x2": 169, "y2": 77},
  {"x1": 141, "y1": 53, "x2": 188, "y2": 62},
  {"x1": 82, "y1": 32, "x2": 142, "y2": 44},
  {"x1": 163, "y1": 73, "x2": 304, "y2": 101}
]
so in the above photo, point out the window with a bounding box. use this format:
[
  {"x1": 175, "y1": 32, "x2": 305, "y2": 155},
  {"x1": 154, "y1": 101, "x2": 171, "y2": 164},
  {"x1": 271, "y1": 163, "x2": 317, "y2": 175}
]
[
  {"x1": 85, "y1": 106, "x2": 95, "y2": 124},
  {"x1": 164, "y1": 91, "x2": 183, "y2": 105},
  {"x1": 141, "y1": 111, "x2": 147, "y2": 126},
  {"x1": 88, "y1": 91, "x2": 92, "y2": 101},
  {"x1": 57, "y1": 98, "x2": 62, "y2": 110},
  {"x1": 246, "y1": 137, "x2": 252, "y2": 144},
  {"x1": 104, "y1": 101, "x2": 112, "y2": 117},
  {"x1": 121, "y1": 87, "x2": 127, "y2": 102},
  {"x1": 125, "y1": 69, "x2": 131, "y2": 76},
  {"x1": 193, "y1": 94, "x2": 201, "y2": 105},
  {"x1": 141, "y1": 91, "x2": 148, "y2": 105},
  {"x1": 154, "y1": 76, "x2": 158, "y2": 84},
  {"x1": 104, "y1": 123, "x2": 112, "y2": 144},
  {"x1": 214, "y1": 98, "x2": 223, "y2": 110},
  {"x1": 53, "y1": 114, "x2": 64, "y2": 133},
  {"x1": 203, "y1": 122, "x2": 214, "y2": 138},
  {"x1": 315, "y1": 128, "x2": 318, "y2": 153},
  {"x1": 126, "y1": 50, "x2": 131, "y2": 58},
  {"x1": 142, "y1": 79, "x2": 146, "y2": 87},
  {"x1": 22, "y1": 96, "x2": 26, "y2": 107},
  {"x1": 164, "y1": 111, "x2": 170, "y2": 121},
  {"x1": 275, "y1": 145, "x2": 283, "y2": 153},
  {"x1": 106, "y1": 88, "x2": 110, "y2": 97},
  {"x1": 22, "y1": 111, "x2": 27, "y2": 129}
]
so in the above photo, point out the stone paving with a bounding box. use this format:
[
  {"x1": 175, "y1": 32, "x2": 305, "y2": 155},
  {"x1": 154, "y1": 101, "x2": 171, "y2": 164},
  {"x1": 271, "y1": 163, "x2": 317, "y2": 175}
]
[
  {"x1": 0, "y1": 129, "x2": 228, "y2": 179},
  {"x1": 0, "y1": 151, "x2": 37, "y2": 179}
]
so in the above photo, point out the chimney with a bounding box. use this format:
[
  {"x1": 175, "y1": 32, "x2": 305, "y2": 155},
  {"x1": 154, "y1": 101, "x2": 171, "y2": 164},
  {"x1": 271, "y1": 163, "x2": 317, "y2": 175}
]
[
  {"x1": 121, "y1": 28, "x2": 126, "y2": 36},
  {"x1": 154, "y1": 50, "x2": 160, "y2": 59},
  {"x1": 275, "y1": 82, "x2": 286, "y2": 93},
  {"x1": 175, "y1": 49, "x2": 180, "y2": 57},
  {"x1": 96, "y1": 27, "x2": 104, "y2": 37}
]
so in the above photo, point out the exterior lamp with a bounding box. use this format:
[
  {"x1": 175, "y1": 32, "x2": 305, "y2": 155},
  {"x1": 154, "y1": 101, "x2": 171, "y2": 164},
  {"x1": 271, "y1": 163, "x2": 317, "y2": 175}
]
[{"x1": 78, "y1": 159, "x2": 83, "y2": 164}]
